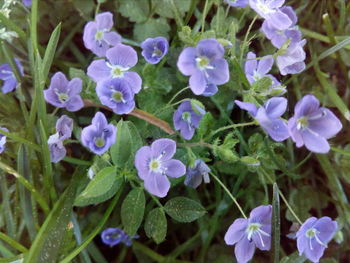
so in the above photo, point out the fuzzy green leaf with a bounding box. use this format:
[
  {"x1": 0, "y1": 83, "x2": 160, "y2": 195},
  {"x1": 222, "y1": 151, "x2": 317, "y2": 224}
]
[
  {"x1": 164, "y1": 197, "x2": 206, "y2": 223},
  {"x1": 144, "y1": 208, "x2": 167, "y2": 244},
  {"x1": 118, "y1": 0, "x2": 149, "y2": 23},
  {"x1": 133, "y1": 18, "x2": 170, "y2": 42}
]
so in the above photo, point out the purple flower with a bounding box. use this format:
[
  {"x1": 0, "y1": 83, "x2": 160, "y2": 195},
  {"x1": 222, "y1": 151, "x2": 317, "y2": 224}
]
[
  {"x1": 225, "y1": 205, "x2": 272, "y2": 263},
  {"x1": 235, "y1": 97, "x2": 289, "y2": 142},
  {"x1": 276, "y1": 39, "x2": 306, "y2": 75},
  {"x1": 22, "y1": 0, "x2": 32, "y2": 7},
  {"x1": 134, "y1": 138, "x2": 186, "y2": 198},
  {"x1": 101, "y1": 228, "x2": 127, "y2": 246},
  {"x1": 249, "y1": 0, "x2": 293, "y2": 30},
  {"x1": 261, "y1": 6, "x2": 302, "y2": 48},
  {"x1": 44, "y1": 72, "x2": 84, "y2": 112},
  {"x1": 173, "y1": 101, "x2": 205, "y2": 140},
  {"x1": 87, "y1": 44, "x2": 142, "y2": 94},
  {"x1": 83, "y1": 12, "x2": 121, "y2": 57},
  {"x1": 177, "y1": 38, "x2": 229, "y2": 96},
  {"x1": 141, "y1": 37, "x2": 169, "y2": 64},
  {"x1": 224, "y1": 0, "x2": 248, "y2": 8},
  {"x1": 296, "y1": 217, "x2": 338, "y2": 263},
  {"x1": 288, "y1": 94, "x2": 342, "y2": 153},
  {"x1": 0, "y1": 127, "x2": 9, "y2": 154},
  {"x1": 96, "y1": 78, "x2": 135, "y2": 114},
  {"x1": 48, "y1": 133, "x2": 66, "y2": 163},
  {"x1": 56, "y1": 115, "x2": 73, "y2": 140},
  {"x1": 0, "y1": 59, "x2": 24, "y2": 94},
  {"x1": 81, "y1": 112, "x2": 117, "y2": 155},
  {"x1": 184, "y1": 160, "x2": 211, "y2": 188}
]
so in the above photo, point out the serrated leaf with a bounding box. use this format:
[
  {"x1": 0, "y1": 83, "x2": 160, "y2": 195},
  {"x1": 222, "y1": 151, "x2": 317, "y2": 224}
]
[
  {"x1": 121, "y1": 188, "x2": 145, "y2": 236},
  {"x1": 144, "y1": 208, "x2": 167, "y2": 244},
  {"x1": 110, "y1": 120, "x2": 143, "y2": 168},
  {"x1": 252, "y1": 76, "x2": 273, "y2": 93},
  {"x1": 240, "y1": 156, "x2": 261, "y2": 166},
  {"x1": 153, "y1": 0, "x2": 190, "y2": 19},
  {"x1": 133, "y1": 18, "x2": 170, "y2": 42},
  {"x1": 118, "y1": 0, "x2": 149, "y2": 23},
  {"x1": 198, "y1": 112, "x2": 214, "y2": 139},
  {"x1": 164, "y1": 197, "x2": 206, "y2": 223},
  {"x1": 74, "y1": 166, "x2": 122, "y2": 206}
]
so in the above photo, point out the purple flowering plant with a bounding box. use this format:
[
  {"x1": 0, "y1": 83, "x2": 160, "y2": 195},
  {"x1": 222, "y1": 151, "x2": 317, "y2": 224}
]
[{"x1": 0, "y1": 1, "x2": 347, "y2": 262}]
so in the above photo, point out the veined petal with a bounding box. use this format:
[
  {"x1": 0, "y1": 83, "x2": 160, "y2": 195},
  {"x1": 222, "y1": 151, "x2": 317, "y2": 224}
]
[
  {"x1": 151, "y1": 138, "x2": 176, "y2": 161},
  {"x1": 123, "y1": 72, "x2": 142, "y2": 94},
  {"x1": 234, "y1": 236, "x2": 256, "y2": 263},
  {"x1": 302, "y1": 129, "x2": 330, "y2": 153},
  {"x1": 135, "y1": 146, "x2": 152, "y2": 180},
  {"x1": 244, "y1": 51, "x2": 257, "y2": 76},
  {"x1": 177, "y1": 47, "x2": 197, "y2": 76},
  {"x1": 308, "y1": 108, "x2": 342, "y2": 139},
  {"x1": 264, "y1": 97, "x2": 287, "y2": 118},
  {"x1": 189, "y1": 71, "x2": 206, "y2": 95},
  {"x1": 96, "y1": 12, "x2": 114, "y2": 30},
  {"x1": 163, "y1": 159, "x2": 186, "y2": 178},
  {"x1": 87, "y1": 60, "x2": 111, "y2": 82},
  {"x1": 144, "y1": 172, "x2": 170, "y2": 198},
  {"x1": 106, "y1": 44, "x2": 138, "y2": 68},
  {"x1": 224, "y1": 218, "x2": 248, "y2": 245}
]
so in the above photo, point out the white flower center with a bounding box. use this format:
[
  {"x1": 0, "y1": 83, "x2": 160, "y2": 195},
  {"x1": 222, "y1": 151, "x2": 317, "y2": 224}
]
[
  {"x1": 107, "y1": 63, "x2": 130, "y2": 78},
  {"x1": 196, "y1": 56, "x2": 214, "y2": 71},
  {"x1": 246, "y1": 223, "x2": 270, "y2": 247},
  {"x1": 305, "y1": 228, "x2": 327, "y2": 250},
  {"x1": 256, "y1": 0, "x2": 274, "y2": 14},
  {"x1": 296, "y1": 117, "x2": 308, "y2": 130}
]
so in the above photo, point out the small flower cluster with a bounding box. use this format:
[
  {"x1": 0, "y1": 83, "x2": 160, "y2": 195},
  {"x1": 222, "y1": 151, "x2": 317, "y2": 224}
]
[
  {"x1": 225, "y1": 206, "x2": 338, "y2": 263},
  {"x1": 47, "y1": 115, "x2": 73, "y2": 163},
  {"x1": 101, "y1": 227, "x2": 137, "y2": 247}
]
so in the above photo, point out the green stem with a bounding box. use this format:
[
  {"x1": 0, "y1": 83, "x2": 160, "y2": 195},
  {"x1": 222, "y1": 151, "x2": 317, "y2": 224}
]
[
  {"x1": 0, "y1": 161, "x2": 49, "y2": 215},
  {"x1": 239, "y1": 15, "x2": 258, "y2": 62},
  {"x1": 209, "y1": 121, "x2": 256, "y2": 138},
  {"x1": 170, "y1": 0, "x2": 184, "y2": 27},
  {"x1": 210, "y1": 172, "x2": 247, "y2": 218},
  {"x1": 201, "y1": 0, "x2": 210, "y2": 33},
  {"x1": 167, "y1": 87, "x2": 190, "y2": 106},
  {"x1": 0, "y1": 232, "x2": 28, "y2": 253},
  {"x1": 59, "y1": 187, "x2": 124, "y2": 263},
  {"x1": 177, "y1": 142, "x2": 213, "y2": 149},
  {"x1": 331, "y1": 146, "x2": 350, "y2": 157},
  {"x1": 150, "y1": 194, "x2": 164, "y2": 209},
  {"x1": 63, "y1": 157, "x2": 92, "y2": 166},
  {"x1": 0, "y1": 129, "x2": 41, "y2": 152}
]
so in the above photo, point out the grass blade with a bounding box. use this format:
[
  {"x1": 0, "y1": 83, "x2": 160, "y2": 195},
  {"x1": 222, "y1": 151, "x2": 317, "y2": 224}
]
[{"x1": 272, "y1": 183, "x2": 280, "y2": 263}]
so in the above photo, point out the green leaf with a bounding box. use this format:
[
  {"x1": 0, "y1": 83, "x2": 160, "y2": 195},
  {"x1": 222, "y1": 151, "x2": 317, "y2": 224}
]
[
  {"x1": 240, "y1": 156, "x2": 261, "y2": 166},
  {"x1": 110, "y1": 120, "x2": 143, "y2": 168},
  {"x1": 272, "y1": 183, "x2": 280, "y2": 263},
  {"x1": 280, "y1": 252, "x2": 306, "y2": 263},
  {"x1": 144, "y1": 208, "x2": 167, "y2": 244},
  {"x1": 121, "y1": 188, "x2": 145, "y2": 236},
  {"x1": 153, "y1": 0, "x2": 190, "y2": 19},
  {"x1": 164, "y1": 197, "x2": 206, "y2": 223},
  {"x1": 24, "y1": 168, "x2": 84, "y2": 263},
  {"x1": 118, "y1": 0, "x2": 149, "y2": 23},
  {"x1": 133, "y1": 18, "x2": 170, "y2": 42},
  {"x1": 252, "y1": 76, "x2": 273, "y2": 94},
  {"x1": 74, "y1": 166, "x2": 122, "y2": 207},
  {"x1": 198, "y1": 112, "x2": 214, "y2": 139}
]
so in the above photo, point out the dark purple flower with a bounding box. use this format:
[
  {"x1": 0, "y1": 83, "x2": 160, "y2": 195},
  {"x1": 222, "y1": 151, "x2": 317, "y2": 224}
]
[
  {"x1": 48, "y1": 133, "x2": 66, "y2": 163},
  {"x1": 249, "y1": 0, "x2": 293, "y2": 30},
  {"x1": 141, "y1": 37, "x2": 169, "y2": 64},
  {"x1": 225, "y1": 205, "x2": 272, "y2": 263},
  {"x1": 288, "y1": 94, "x2": 342, "y2": 153},
  {"x1": 44, "y1": 72, "x2": 83, "y2": 112},
  {"x1": 83, "y1": 12, "x2": 121, "y2": 57},
  {"x1": 101, "y1": 228, "x2": 127, "y2": 247},
  {"x1": 96, "y1": 78, "x2": 135, "y2": 114},
  {"x1": 296, "y1": 217, "x2": 338, "y2": 263},
  {"x1": 235, "y1": 97, "x2": 289, "y2": 142},
  {"x1": 134, "y1": 138, "x2": 186, "y2": 198},
  {"x1": 276, "y1": 39, "x2": 306, "y2": 75},
  {"x1": 177, "y1": 38, "x2": 229, "y2": 96},
  {"x1": 87, "y1": 44, "x2": 142, "y2": 94},
  {"x1": 173, "y1": 100, "x2": 205, "y2": 140},
  {"x1": 22, "y1": 0, "x2": 32, "y2": 7},
  {"x1": 0, "y1": 59, "x2": 24, "y2": 94},
  {"x1": 0, "y1": 127, "x2": 9, "y2": 154},
  {"x1": 184, "y1": 160, "x2": 211, "y2": 188},
  {"x1": 56, "y1": 115, "x2": 73, "y2": 140},
  {"x1": 81, "y1": 112, "x2": 117, "y2": 155},
  {"x1": 224, "y1": 0, "x2": 248, "y2": 8},
  {"x1": 261, "y1": 6, "x2": 302, "y2": 48}
]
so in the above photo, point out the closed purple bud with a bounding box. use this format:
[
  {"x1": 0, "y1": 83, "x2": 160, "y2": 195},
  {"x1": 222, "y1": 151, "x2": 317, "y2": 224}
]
[
  {"x1": 288, "y1": 94, "x2": 342, "y2": 153},
  {"x1": 56, "y1": 115, "x2": 73, "y2": 140},
  {"x1": 224, "y1": 0, "x2": 248, "y2": 8},
  {"x1": 83, "y1": 12, "x2": 121, "y2": 57},
  {"x1": 48, "y1": 133, "x2": 66, "y2": 163},
  {"x1": 0, "y1": 58, "x2": 24, "y2": 94},
  {"x1": 96, "y1": 78, "x2": 135, "y2": 114},
  {"x1": 225, "y1": 205, "x2": 272, "y2": 263},
  {"x1": 276, "y1": 39, "x2": 307, "y2": 75},
  {"x1": 44, "y1": 72, "x2": 84, "y2": 112},
  {"x1": 141, "y1": 37, "x2": 169, "y2": 64},
  {"x1": 0, "y1": 127, "x2": 9, "y2": 154},
  {"x1": 173, "y1": 101, "x2": 205, "y2": 140},
  {"x1": 235, "y1": 97, "x2": 289, "y2": 142},
  {"x1": 177, "y1": 38, "x2": 229, "y2": 96},
  {"x1": 184, "y1": 160, "x2": 211, "y2": 188},
  {"x1": 81, "y1": 112, "x2": 117, "y2": 155},
  {"x1": 249, "y1": 0, "x2": 292, "y2": 30},
  {"x1": 87, "y1": 44, "x2": 142, "y2": 94},
  {"x1": 296, "y1": 217, "x2": 338, "y2": 263},
  {"x1": 134, "y1": 138, "x2": 186, "y2": 198}
]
